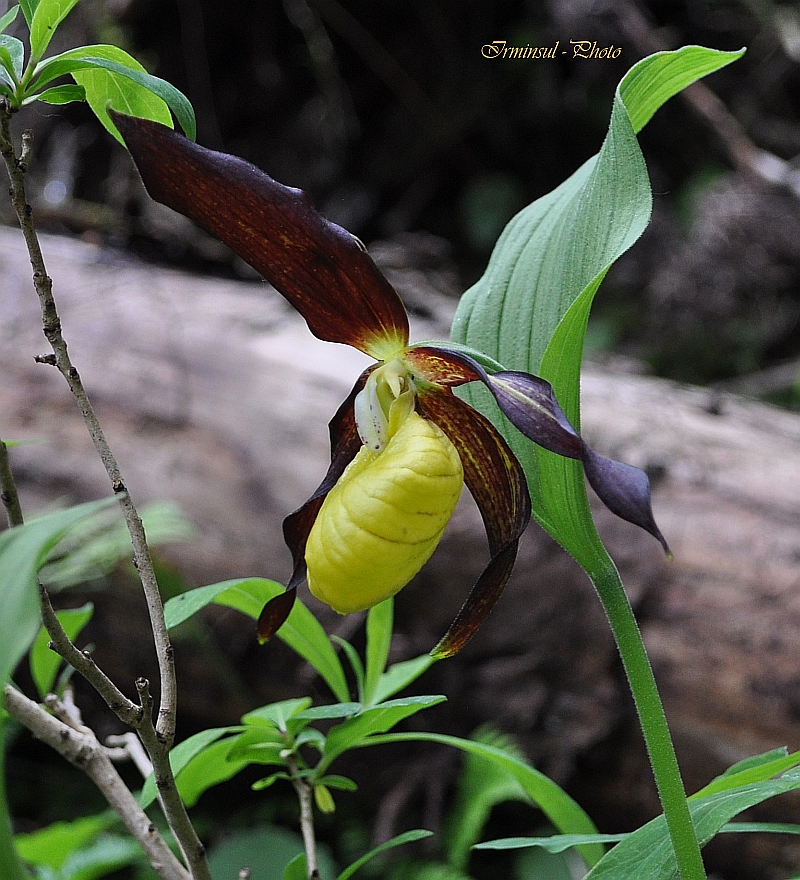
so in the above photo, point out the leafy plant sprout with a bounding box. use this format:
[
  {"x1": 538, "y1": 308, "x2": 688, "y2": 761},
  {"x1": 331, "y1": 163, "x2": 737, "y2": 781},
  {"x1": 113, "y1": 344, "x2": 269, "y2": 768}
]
[{"x1": 4, "y1": 7, "x2": 796, "y2": 879}]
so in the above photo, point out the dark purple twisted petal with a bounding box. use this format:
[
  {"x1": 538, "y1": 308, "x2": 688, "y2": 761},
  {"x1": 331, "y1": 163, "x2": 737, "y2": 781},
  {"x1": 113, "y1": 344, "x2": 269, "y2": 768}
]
[
  {"x1": 111, "y1": 112, "x2": 409, "y2": 358},
  {"x1": 580, "y1": 445, "x2": 671, "y2": 556},
  {"x1": 257, "y1": 367, "x2": 373, "y2": 643},
  {"x1": 405, "y1": 346, "x2": 582, "y2": 457},
  {"x1": 406, "y1": 345, "x2": 669, "y2": 555},
  {"x1": 417, "y1": 386, "x2": 531, "y2": 658}
]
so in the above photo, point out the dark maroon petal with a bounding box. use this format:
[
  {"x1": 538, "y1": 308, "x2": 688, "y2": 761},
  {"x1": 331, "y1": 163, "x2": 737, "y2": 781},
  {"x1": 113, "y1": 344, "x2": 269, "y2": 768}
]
[
  {"x1": 406, "y1": 346, "x2": 669, "y2": 555},
  {"x1": 257, "y1": 369, "x2": 372, "y2": 642},
  {"x1": 257, "y1": 587, "x2": 297, "y2": 643},
  {"x1": 403, "y1": 345, "x2": 484, "y2": 386},
  {"x1": 417, "y1": 387, "x2": 531, "y2": 658},
  {"x1": 110, "y1": 112, "x2": 409, "y2": 358},
  {"x1": 581, "y1": 444, "x2": 671, "y2": 557},
  {"x1": 283, "y1": 369, "x2": 371, "y2": 589}
]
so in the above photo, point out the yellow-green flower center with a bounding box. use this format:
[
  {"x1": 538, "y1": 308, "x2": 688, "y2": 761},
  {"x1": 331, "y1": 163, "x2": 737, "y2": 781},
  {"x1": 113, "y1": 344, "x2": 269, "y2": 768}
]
[
  {"x1": 305, "y1": 410, "x2": 463, "y2": 613},
  {"x1": 353, "y1": 357, "x2": 416, "y2": 451}
]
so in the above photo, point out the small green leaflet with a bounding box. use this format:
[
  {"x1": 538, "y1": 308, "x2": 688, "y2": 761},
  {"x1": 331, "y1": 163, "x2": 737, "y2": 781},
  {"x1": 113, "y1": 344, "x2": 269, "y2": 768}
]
[
  {"x1": 0, "y1": 34, "x2": 24, "y2": 81},
  {"x1": 29, "y1": 0, "x2": 80, "y2": 62},
  {"x1": 18, "y1": 0, "x2": 38, "y2": 30},
  {"x1": 138, "y1": 726, "x2": 241, "y2": 809},
  {"x1": 29, "y1": 602, "x2": 93, "y2": 698},
  {"x1": 164, "y1": 578, "x2": 350, "y2": 703},
  {"x1": 32, "y1": 83, "x2": 85, "y2": 104},
  {"x1": 31, "y1": 45, "x2": 196, "y2": 141},
  {"x1": 0, "y1": 5, "x2": 20, "y2": 35},
  {"x1": 0, "y1": 497, "x2": 117, "y2": 702}
]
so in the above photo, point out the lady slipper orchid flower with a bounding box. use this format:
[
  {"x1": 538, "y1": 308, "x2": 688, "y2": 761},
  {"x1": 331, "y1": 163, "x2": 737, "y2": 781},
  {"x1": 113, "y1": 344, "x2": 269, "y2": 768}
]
[{"x1": 111, "y1": 112, "x2": 669, "y2": 658}]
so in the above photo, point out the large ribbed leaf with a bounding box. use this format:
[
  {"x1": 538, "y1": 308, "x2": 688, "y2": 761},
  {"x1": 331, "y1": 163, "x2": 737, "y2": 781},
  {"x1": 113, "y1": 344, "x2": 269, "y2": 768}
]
[{"x1": 452, "y1": 46, "x2": 744, "y2": 569}]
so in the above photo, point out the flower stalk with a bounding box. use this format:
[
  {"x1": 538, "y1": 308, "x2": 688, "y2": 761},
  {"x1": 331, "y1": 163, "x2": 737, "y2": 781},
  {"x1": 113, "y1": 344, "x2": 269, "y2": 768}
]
[{"x1": 594, "y1": 561, "x2": 706, "y2": 880}]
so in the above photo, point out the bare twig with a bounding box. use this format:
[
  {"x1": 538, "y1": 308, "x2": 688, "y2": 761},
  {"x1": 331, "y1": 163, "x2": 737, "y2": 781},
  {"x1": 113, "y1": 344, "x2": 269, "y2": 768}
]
[
  {"x1": 38, "y1": 584, "x2": 143, "y2": 726},
  {"x1": 0, "y1": 101, "x2": 178, "y2": 748},
  {"x1": 0, "y1": 437, "x2": 24, "y2": 528},
  {"x1": 3, "y1": 685, "x2": 191, "y2": 880},
  {"x1": 287, "y1": 755, "x2": 320, "y2": 879},
  {"x1": 106, "y1": 732, "x2": 155, "y2": 778},
  {"x1": 134, "y1": 679, "x2": 212, "y2": 880},
  {"x1": 0, "y1": 100, "x2": 210, "y2": 879}
]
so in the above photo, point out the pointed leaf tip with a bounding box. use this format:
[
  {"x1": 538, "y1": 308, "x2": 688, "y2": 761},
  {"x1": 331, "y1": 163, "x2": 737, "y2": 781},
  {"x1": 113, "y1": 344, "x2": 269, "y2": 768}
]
[
  {"x1": 581, "y1": 445, "x2": 671, "y2": 556},
  {"x1": 257, "y1": 588, "x2": 296, "y2": 643}
]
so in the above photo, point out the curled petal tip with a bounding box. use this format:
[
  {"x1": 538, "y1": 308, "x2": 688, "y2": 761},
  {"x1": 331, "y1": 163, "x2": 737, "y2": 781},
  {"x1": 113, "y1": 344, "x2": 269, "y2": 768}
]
[
  {"x1": 581, "y1": 445, "x2": 671, "y2": 556},
  {"x1": 257, "y1": 589, "x2": 296, "y2": 643}
]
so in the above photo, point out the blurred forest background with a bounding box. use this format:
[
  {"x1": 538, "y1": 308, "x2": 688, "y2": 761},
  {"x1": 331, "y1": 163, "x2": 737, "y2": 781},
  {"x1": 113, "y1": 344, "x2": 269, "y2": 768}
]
[
  {"x1": 4, "y1": 0, "x2": 800, "y2": 393},
  {"x1": 4, "y1": 1, "x2": 800, "y2": 879}
]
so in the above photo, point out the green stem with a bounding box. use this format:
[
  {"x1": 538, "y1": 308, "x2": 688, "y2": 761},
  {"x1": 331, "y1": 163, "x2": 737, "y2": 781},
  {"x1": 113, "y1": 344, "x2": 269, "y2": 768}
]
[
  {"x1": 593, "y1": 559, "x2": 705, "y2": 880},
  {"x1": 0, "y1": 717, "x2": 31, "y2": 880}
]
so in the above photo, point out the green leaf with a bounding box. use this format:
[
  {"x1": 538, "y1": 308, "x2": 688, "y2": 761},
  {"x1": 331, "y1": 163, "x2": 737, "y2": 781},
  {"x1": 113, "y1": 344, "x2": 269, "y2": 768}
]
[
  {"x1": 58, "y1": 833, "x2": 143, "y2": 880},
  {"x1": 283, "y1": 853, "x2": 307, "y2": 880},
  {"x1": 720, "y1": 822, "x2": 800, "y2": 835},
  {"x1": 320, "y1": 696, "x2": 446, "y2": 771},
  {"x1": 353, "y1": 731, "x2": 604, "y2": 868},
  {"x1": 226, "y1": 725, "x2": 286, "y2": 767},
  {"x1": 584, "y1": 768, "x2": 800, "y2": 879},
  {"x1": 475, "y1": 820, "x2": 800, "y2": 857},
  {"x1": 293, "y1": 702, "x2": 361, "y2": 723},
  {"x1": 0, "y1": 35, "x2": 24, "y2": 80},
  {"x1": 243, "y1": 697, "x2": 312, "y2": 733},
  {"x1": 27, "y1": 82, "x2": 85, "y2": 104},
  {"x1": 14, "y1": 813, "x2": 116, "y2": 869},
  {"x1": 31, "y1": 45, "x2": 196, "y2": 140},
  {"x1": 168, "y1": 737, "x2": 254, "y2": 807},
  {"x1": 475, "y1": 832, "x2": 627, "y2": 853},
  {"x1": 18, "y1": 0, "x2": 35, "y2": 28},
  {"x1": 0, "y1": 498, "x2": 117, "y2": 701},
  {"x1": 336, "y1": 829, "x2": 433, "y2": 880},
  {"x1": 444, "y1": 728, "x2": 530, "y2": 869},
  {"x1": 0, "y1": 6, "x2": 20, "y2": 35},
  {"x1": 317, "y1": 774, "x2": 357, "y2": 792},
  {"x1": 39, "y1": 500, "x2": 192, "y2": 591},
  {"x1": 29, "y1": 0, "x2": 79, "y2": 61},
  {"x1": 29, "y1": 602, "x2": 93, "y2": 698},
  {"x1": 692, "y1": 747, "x2": 800, "y2": 798},
  {"x1": 451, "y1": 46, "x2": 744, "y2": 563},
  {"x1": 363, "y1": 598, "x2": 393, "y2": 705},
  {"x1": 333, "y1": 636, "x2": 365, "y2": 702},
  {"x1": 139, "y1": 726, "x2": 240, "y2": 809},
  {"x1": 371, "y1": 654, "x2": 436, "y2": 705},
  {"x1": 164, "y1": 578, "x2": 351, "y2": 704}
]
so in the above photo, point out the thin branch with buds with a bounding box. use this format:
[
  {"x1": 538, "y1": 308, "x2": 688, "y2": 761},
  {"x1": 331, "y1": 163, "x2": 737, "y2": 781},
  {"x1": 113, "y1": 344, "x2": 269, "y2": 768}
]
[
  {"x1": 0, "y1": 100, "x2": 211, "y2": 880},
  {"x1": 0, "y1": 438, "x2": 24, "y2": 528},
  {"x1": 0, "y1": 101, "x2": 178, "y2": 747},
  {"x1": 3, "y1": 685, "x2": 191, "y2": 880}
]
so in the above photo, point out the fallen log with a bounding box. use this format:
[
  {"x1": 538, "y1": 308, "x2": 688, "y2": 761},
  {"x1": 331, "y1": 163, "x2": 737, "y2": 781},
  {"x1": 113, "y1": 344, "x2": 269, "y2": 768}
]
[{"x1": 2, "y1": 228, "x2": 800, "y2": 874}]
